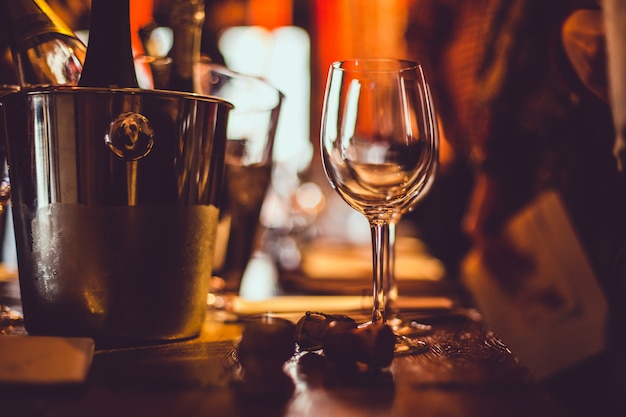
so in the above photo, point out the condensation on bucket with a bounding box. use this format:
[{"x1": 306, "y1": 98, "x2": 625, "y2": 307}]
[{"x1": 20, "y1": 203, "x2": 219, "y2": 342}]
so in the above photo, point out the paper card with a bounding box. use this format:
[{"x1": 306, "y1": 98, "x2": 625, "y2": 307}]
[
  {"x1": 0, "y1": 336, "x2": 95, "y2": 384},
  {"x1": 462, "y1": 190, "x2": 608, "y2": 379}
]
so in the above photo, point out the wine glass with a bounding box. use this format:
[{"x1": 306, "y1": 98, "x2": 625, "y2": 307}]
[{"x1": 321, "y1": 59, "x2": 438, "y2": 328}]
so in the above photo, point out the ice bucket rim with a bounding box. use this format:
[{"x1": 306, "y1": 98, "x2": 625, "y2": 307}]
[{"x1": 1, "y1": 85, "x2": 235, "y2": 109}]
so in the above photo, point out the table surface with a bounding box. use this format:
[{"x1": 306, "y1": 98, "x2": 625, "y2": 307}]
[{"x1": 0, "y1": 276, "x2": 567, "y2": 417}]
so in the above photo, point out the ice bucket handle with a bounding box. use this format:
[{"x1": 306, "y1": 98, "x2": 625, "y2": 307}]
[{"x1": 105, "y1": 112, "x2": 155, "y2": 161}]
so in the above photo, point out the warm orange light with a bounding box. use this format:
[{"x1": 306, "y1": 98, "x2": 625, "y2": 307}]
[
  {"x1": 313, "y1": 0, "x2": 412, "y2": 113},
  {"x1": 248, "y1": 0, "x2": 292, "y2": 29},
  {"x1": 130, "y1": 0, "x2": 154, "y2": 56},
  {"x1": 314, "y1": 0, "x2": 353, "y2": 78},
  {"x1": 438, "y1": 116, "x2": 455, "y2": 174}
]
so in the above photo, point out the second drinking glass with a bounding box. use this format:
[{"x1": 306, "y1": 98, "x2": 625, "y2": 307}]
[{"x1": 194, "y1": 60, "x2": 285, "y2": 301}]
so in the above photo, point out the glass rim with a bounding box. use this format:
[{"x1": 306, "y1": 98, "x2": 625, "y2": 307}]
[
  {"x1": 330, "y1": 58, "x2": 421, "y2": 73},
  {"x1": 193, "y1": 58, "x2": 286, "y2": 108}
]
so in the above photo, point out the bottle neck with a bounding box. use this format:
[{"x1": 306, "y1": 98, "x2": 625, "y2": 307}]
[
  {"x1": 168, "y1": 0, "x2": 205, "y2": 92},
  {"x1": 79, "y1": 0, "x2": 138, "y2": 88}
]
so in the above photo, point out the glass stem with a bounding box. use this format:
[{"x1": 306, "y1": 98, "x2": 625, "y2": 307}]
[
  {"x1": 370, "y1": 220, "x2": 389, "y2": 325},
  {"x1": 385, "y1": 220, "x2": 398, "y2": 319}
]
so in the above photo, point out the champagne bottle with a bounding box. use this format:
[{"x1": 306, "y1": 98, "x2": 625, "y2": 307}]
[
  {"x1": 168, "y1": 0, "x2": 205, "y2": 92},
  {"x1": 0, "y1": 0, "x2": 86, "y2": 87},
  {"x1": 79, "y1": 0, "x2": 138, "y2": 88}
]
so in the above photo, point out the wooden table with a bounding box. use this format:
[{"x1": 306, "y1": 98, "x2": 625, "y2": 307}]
[{"x1": 0, "y1": 299, "x2": 569, "y2": 417}]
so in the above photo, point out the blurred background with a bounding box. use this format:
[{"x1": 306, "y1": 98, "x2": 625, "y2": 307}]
[{"x1": 2, "y1": 0, "x2": 473, "y2": 296}]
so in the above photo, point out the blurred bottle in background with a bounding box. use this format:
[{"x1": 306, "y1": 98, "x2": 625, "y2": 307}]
[
  {"x1": 167, "y1": 0, "x2": 204, "y2": 92},
  {"x1": 0, "y1": 0, "x2": 86, "y2": 86}
]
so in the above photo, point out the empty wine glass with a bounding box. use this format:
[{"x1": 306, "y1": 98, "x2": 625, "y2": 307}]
[{"x1": 321, "y1": 59, "x2": 438, "y2": 328}]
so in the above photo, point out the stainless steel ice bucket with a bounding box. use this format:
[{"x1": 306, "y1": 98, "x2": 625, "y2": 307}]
[{"x1": 0, "y1": 86, "x2": 232, "y2": 346}]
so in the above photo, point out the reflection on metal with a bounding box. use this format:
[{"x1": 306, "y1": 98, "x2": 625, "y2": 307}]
[
  {"x1": 106, "y1": 111, "x2": 155, "y2": 206},
  {"x1": 106, "y1": 112, "x2": 154, "y2": 161}
]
